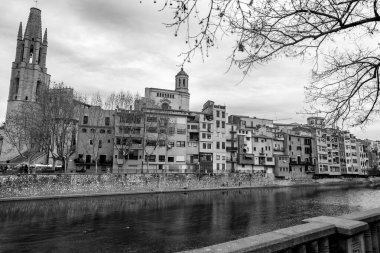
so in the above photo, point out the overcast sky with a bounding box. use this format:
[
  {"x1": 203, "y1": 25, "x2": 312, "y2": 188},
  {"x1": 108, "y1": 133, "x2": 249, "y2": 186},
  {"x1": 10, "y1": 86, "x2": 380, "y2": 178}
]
[{"x1": 0, "y1": 0, "x2": 378, "y2": 140}]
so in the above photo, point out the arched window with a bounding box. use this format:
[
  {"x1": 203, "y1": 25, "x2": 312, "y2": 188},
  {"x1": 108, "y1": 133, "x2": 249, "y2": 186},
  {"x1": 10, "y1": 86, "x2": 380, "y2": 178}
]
[
  {"x1": 161, "y1": 103, "x2": 170, "y2": 110},
  {"x1": 14, "y1": 78, "x2": 20, "y2": 94},
  {"x1": 29, "y1": 45, "x2": 34, "y2": 64},
  {"x1": 20, "y1": 44, "x2": 24, "y2": 62},
  {"x1": 38, "y1": 46, "x2": 42, "y2": 64}
]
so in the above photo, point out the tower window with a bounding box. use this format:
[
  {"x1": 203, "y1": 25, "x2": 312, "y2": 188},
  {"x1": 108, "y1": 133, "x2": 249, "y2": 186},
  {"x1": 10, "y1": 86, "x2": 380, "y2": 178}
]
[
  {"x1": 38, "y1": 46, "x2": 42, "y2": 64},
  {"x1": 29, "y1": 45, "x2": 34, "y2": 64},
  {"x1": 36, "y1": 81, "x2": 41, "y2": 98},
  {"x1": 25, "y1": 96, "x2": 28, "y2": 100},
  {"x1": 14, "y1": 78, "x2": 20, "y2": 94},
  {"x1": 161, "y1": 103, "x2": 170, "y2": 110}
]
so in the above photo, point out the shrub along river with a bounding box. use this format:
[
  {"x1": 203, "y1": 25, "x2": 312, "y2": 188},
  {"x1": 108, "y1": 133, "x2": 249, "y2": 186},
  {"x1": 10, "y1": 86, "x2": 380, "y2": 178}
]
[{"x1": 1, "y1": 184, "x2": 380, "y2": 252}]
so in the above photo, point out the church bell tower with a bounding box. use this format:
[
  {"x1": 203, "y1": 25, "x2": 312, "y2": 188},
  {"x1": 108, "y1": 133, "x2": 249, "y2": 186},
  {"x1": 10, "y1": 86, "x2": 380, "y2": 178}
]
[{"x1": 6, "y1": 7, "x2": 50, "y2": 120}]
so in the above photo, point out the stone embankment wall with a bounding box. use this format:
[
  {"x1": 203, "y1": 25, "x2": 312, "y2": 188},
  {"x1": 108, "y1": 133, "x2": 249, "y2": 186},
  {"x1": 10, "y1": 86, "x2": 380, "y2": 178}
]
[{"x1": 0, "y1": 173, "x2": 372, "y2": 199}]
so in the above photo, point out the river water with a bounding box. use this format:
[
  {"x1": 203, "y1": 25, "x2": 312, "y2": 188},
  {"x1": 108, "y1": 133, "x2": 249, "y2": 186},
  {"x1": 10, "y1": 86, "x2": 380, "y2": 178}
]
[{"x1": 1, "y1": 184, "x2": 380, "y2": 252}]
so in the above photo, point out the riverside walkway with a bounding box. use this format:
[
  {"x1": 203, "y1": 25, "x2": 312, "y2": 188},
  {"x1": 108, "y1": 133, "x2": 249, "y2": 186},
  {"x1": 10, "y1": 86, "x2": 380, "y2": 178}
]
[{"x1": 183, "y1": 208, "x2": 380, "y2": 253}]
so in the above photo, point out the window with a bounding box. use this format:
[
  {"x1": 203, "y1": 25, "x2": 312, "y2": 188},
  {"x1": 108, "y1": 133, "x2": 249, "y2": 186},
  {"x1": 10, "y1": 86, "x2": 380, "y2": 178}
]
[
  {"x1": 216, "y1": 120, "x2": 220, "y2": 128},
  {"x1": 158, "y1": 140, "x2": 166, "y2": 146},
  {"x1": 100, "y1": 129, "x2": 106, "y2": 134},
  {"x1": 107, "y1": 129, "x2": 112, "y2": 134},
  {"x1": 202, "y1": 133, "x2": 206, "y2": 138},
  {"x1": 222, "y1": 164, "x2": 225, "y2": 171},
  {"x1": 207, "y1": 134, "x2": 212, "y2": 139},
  {"x1": 297, "y1": 146, "x2": 302, "y2": 151},
  {"x1": 105, "y1": 117, "x2": 110, "y2": 126},
  {"x1": 177, "y1": 128, "x2": 186, "y2": 134},
  {"x1": 90, "y1": 128, "x2": 96, "y2": 133},
  {"x1": 216, "y1": 142, "x2": 220, "y2": 149},
  {"x1": 207, "y1": 143, "x2": 212, "y2": 149},
  {"x1": 147, "y1": 127, "x2": 157, "y2": 133},
  {"x1": 216, "y1": 155, "x2": 220, "y2": 160},
  {"x1": 216, "y1": 111, "x2": 220, "y2": 117},
  {"x1": 203, "y1": 143, "x2": 206, "y2": 149},
  {"x1": 83, "y1": 116, "x2": 88, "y2": 124},
  {"x1": 116, "y1": 138, "x2": 121, "y2": 145},
  {"x1": 168, "y1": 127, "x2": 175, "y2": 135},
  {"x1": 159, "y1": 155, "x2": 165, "y2": 162},
  {"x1": 176, "y1": 141, "x2": 185, "y2": 147},
  {"x1": 222, "y1": 121, "x2": 225, "y2": 128},
  {"x1": 82, "y1": 128, "x2": 87, "y2": 133},
  {"x1": 222, "y1": 142, "x2": 225, "y2": 149},
  {"x1": 203, "y1": 123, "x2": 207, "y2": 129},
  {"x1": 222, "y1": 156, "x2": 225, "y2": 160},
  {"x1": 217, "y1": 163, "x2": 220, "y2": 170},
  {"x1": 147, "y1": 117, "x2": 157, "y2": 122},
  {"x1": 168, "y1": 156, "x2": 174, "y2": 162},
  {"x1": 168, "y1": 141, "x2": 174, "y2": 148},
  {"x1": 146, "y1": 140, "x2": 157, "y2": 146},
  {"x1": 222, "y1": 111, "x2": 225, "y2": 118},
  {"x1": 89, "y1": 139, "x2": 93, "y2": 145},
  {"x1": 98, "y1": 140, "x2": 102, "y2": 148},
  {"x1": 148, "y1": 155, "x2": 156, "y2": 162}
]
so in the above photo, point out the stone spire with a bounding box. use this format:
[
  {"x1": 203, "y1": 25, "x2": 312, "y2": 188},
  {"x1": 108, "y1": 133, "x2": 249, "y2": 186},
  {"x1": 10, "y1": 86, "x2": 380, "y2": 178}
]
[
  {"x1": 17, "y1": 22, "x2": 23, "y2": 40},
  {"x1": 43, "y1": 28, "x2": 48, "y2": 44},
  {"x1": 24, "y1": 7, "x2": 42, "y2": 41}
]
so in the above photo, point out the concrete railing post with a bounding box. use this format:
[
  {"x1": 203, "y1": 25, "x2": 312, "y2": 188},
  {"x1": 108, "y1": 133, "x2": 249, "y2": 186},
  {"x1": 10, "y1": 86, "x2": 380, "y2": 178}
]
[
  {"x1": 309, "y1": 240, "x2": 319, "y2": 253},
  {"x1": 294, "y1": 244, "x2": 306, "y2": 253},
  {"x1": 371, "y1": 223, "x2": 380, "y2": 253},
  {"x1": 304, "y1": 216, "x2": 368, "y2": 253},
  {"x1": 365, "y1": 229, "x2": 374, "y2": 253},
  {"x1": 318, "y1": 237, "x2": 329, "y2": 253}
]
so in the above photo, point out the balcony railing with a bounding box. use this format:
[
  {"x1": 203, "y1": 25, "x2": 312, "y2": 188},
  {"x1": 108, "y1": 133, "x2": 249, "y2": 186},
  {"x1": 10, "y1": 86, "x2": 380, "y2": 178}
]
[{"x1": 226, "y1": 147, "x2": 238, "y2": 152}]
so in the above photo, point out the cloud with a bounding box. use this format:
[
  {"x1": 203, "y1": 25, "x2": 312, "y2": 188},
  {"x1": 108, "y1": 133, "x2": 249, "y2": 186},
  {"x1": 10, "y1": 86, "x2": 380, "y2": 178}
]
[{"x1": 0, "y1": 1, "x2": 378, "y2": 140}]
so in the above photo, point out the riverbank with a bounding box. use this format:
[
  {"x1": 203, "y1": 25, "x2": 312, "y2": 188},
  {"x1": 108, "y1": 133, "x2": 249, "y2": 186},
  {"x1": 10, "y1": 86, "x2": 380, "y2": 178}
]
[{"x1": 0, "y1": 173, "x2": 377, "y2": 202}]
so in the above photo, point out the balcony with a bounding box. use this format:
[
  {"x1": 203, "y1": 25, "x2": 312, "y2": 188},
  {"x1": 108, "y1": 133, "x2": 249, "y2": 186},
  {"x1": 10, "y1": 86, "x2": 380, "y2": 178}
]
[
  {"x1": 74, "y1": 158, "x2": 113, "y2": 166},
  {"x1": 238, "y1": 154, "x2": 255, "y2": 165},
  {"x1": 226, "y1": 147, "x2": 238, "y2": 152}
]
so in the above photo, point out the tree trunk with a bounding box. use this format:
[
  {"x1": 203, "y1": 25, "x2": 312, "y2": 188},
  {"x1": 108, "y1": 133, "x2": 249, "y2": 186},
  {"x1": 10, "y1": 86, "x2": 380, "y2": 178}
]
[
  {"x1": 28, "y1": 157, "x2": 31, "y2": 174},
  {"x1": 52, "y1": 158, "x2": 56, "y2": 171}
]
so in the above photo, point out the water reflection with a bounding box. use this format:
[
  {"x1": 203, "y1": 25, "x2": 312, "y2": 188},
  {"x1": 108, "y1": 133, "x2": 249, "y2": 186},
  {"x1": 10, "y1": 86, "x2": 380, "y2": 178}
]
[{"x1": 0, "y1": 184, "x2": 379, "y2": 252}]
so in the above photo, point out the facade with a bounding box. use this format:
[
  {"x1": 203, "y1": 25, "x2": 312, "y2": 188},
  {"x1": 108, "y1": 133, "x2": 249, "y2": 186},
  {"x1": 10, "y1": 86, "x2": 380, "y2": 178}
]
[{"x1": 1, "y1": 7, "x2": 380, "y2": 176}]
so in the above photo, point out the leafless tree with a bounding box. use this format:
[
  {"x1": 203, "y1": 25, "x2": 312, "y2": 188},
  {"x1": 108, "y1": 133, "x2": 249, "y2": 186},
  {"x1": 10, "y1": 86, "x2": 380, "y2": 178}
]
[
  {"x1": 105, "y1": 91, "x2": 141, "y2": 110},
  {"x1": 85, "y1": 93, "x2": 105, "y2": 173},
  {"x1": 159, "y1": 0, "x2": 380, "y2": 127},
  {"x1": 115, "y1": 110, "x2": 144, "y2": 173},
  {"x1": 3, "y1": 103, "x2": 44, "y2": 171},
  {"x1": 49, "y1": 82, "x2": 79, "y2": 172},
  {"x1": 143, "y1": 110, "x2": 176, "y2": 173}
]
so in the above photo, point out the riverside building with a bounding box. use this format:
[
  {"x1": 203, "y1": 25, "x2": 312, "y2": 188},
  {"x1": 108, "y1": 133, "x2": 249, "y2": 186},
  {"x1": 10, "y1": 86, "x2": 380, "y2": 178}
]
[{"x1": 0, "y1": 7, "x2": 379, "y2": 176}]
